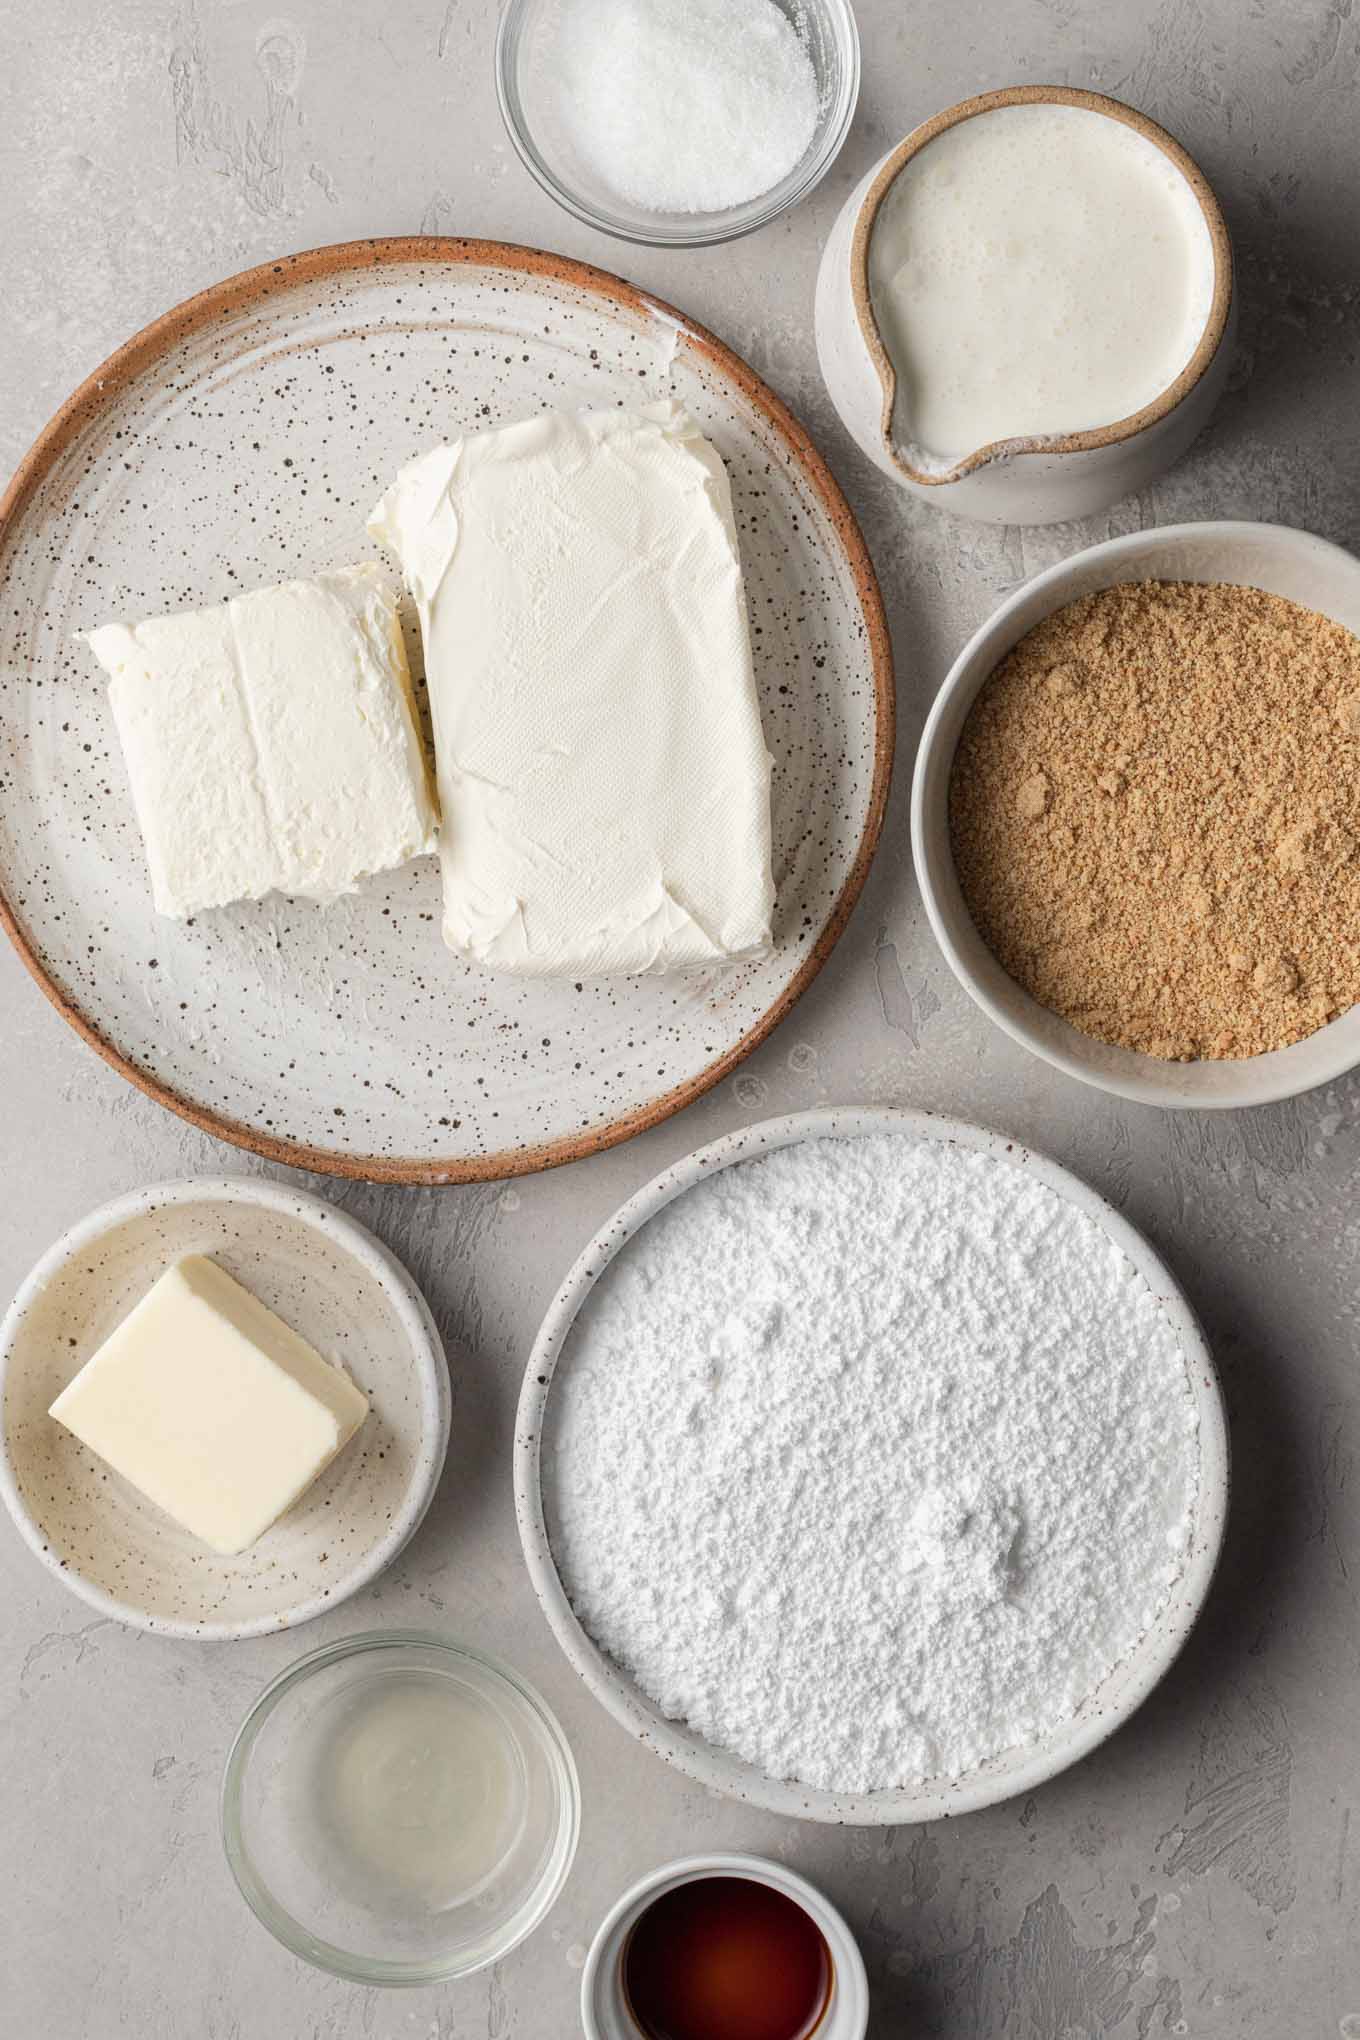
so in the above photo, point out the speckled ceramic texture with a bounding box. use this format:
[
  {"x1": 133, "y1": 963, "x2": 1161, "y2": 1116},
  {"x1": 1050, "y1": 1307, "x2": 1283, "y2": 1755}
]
[
  {"x1": 515, "y1": 1107, "x2": 1229, "y2": 1826},
  {"x1": 0, "y1": 238, "x2": 893, "y2": 1182},
  {"x1": 0, "y1": 1178, "x2": 450, "y2": 1639}
]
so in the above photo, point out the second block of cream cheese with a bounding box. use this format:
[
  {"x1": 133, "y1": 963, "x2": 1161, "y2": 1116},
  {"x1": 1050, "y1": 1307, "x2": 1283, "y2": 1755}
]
[
  {"x1": 368, "y1": 403, "x2": 775, "y2": 976},
  {"x1": 87, "y1": 564, "x2": 438, "y2": 919}
]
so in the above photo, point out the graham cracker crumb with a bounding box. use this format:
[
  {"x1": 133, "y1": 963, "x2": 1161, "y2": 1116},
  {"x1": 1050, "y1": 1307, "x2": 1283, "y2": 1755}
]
[
  {"x1": 948, "y1": 581, "x2": 1360, "y2": 1061},
  {"x1": 1016, "y1": 772, "x2": 1052, "y2": 820}
]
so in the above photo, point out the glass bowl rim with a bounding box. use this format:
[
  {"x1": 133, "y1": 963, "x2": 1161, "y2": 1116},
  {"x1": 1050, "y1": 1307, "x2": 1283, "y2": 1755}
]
[
  {"x1": 493, "y1": 0, "x2": 863, "y2": 249},
  {"x1": 220, "y1": 1627, "x2": 582, "y2": 1986}
]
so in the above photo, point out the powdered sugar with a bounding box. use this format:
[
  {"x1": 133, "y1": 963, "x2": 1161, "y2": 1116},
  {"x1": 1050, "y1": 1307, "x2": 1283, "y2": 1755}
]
[
  {"x1": 554, "y1": 0, "x2": 820, "y2": 215},
  {"x1": 547, "y1": 1133, "x2": 1200, "y2": 1795}
]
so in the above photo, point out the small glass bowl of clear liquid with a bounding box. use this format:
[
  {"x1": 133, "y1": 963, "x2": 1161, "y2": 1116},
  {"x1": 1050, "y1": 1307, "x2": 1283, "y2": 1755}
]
[{"x1": 222, "y1": 1631, "x2": 580, "y2": 1983}]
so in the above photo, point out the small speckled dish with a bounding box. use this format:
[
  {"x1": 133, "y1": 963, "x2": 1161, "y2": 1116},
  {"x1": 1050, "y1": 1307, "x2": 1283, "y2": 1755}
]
[
  {"x1": 0, "y1": 1179, "x2": 450, "y2": 1639},
  {"x1": 516, "y1": 1107, "x2": 1229, "y2": 1825}
]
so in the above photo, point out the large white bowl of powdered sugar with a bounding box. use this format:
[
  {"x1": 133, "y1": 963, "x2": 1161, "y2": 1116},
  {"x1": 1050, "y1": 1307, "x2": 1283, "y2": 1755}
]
[{"x1": 514, "y1": 1107, "x2": 1228, "y2": 1824}]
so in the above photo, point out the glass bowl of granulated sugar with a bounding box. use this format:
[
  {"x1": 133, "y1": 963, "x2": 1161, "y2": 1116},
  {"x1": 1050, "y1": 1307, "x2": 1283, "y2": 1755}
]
[
  {"x1": 514, "y1": 1107, "x2": 1229, "y2": 1826},
  {"x1": 496, "y1": 0, "x2": 860, "y2": 247}
]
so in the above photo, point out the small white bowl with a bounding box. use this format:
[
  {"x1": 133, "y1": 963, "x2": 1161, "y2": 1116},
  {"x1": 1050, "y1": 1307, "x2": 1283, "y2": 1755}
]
[
  {"x1": 0, "y1": 1178, "x2": 450, "y2": 1639},
  {"x1": 814, "y1": 85, "x2": 1235, "y2": 524},
  {"x1": 515, "y1": 1107, "x2": 1228, "y2": 1825},
  {"x1": 912, "y1": 520, "x2": 1360, "y2": 1109},
  {"x1": 581, "y1": 1853, "x2": 869, "y2": 2040}
]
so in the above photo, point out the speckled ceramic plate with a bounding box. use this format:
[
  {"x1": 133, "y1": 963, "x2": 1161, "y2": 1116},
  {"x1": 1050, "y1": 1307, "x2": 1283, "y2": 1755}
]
[
  {"x1": 0, "y1": 238, "x2": 892, "y2": 1182},
  {"x1": 0, "y1": 1178, "x2": 450, "y2": 1639},
  {"x1": 517, "y1": 1107, "x2": 1229, "y2": 1824}
]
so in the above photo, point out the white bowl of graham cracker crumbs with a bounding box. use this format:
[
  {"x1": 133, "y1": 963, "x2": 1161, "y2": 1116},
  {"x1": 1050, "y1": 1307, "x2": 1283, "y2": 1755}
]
[{"x1": 913, "y1": 521, "x2": 1360, "y2": 1109}]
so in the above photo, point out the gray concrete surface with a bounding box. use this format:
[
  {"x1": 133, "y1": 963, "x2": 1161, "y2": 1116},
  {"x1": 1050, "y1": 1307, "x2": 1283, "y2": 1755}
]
[{"x1": 3, "y1": 1, "x2": 1359, "y2": 2033}]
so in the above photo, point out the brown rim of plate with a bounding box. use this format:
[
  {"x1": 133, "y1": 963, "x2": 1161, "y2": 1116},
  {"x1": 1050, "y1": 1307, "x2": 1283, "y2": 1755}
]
[
  {"x1": 0, "y1": 235, "x2": 895, "y2": 1187},
  {"x1": 849, "y1": 85, "x2": 1235, "y2": 488}
]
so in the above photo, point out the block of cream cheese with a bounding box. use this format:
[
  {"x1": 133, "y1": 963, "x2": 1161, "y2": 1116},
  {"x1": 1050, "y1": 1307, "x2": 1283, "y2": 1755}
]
[
  {"x1": 48, "y1": 1256, "x2": 368, "y2": 1556},
  {"x1": 368, "y1": 403, "x2": 774, "y2": 976},
  {"x1": 86, "y1": 564, "x2": 437, "y2": 918}
]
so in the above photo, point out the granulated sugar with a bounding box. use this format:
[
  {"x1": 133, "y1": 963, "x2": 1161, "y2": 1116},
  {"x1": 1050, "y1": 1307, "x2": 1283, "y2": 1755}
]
[
  {"x1": 548, "y1": 1134, "x2": 1200, "y2": 1795},
  {"x1": 555, "y1": 0, "x2": 820, "y2": 215}
]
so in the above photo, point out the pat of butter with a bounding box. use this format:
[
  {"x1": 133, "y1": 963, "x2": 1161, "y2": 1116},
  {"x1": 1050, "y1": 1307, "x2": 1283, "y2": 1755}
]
[
  {"x1": 85, "y1": 563, "x2": 438, "y2": 919},
  {"x1": 48, "y1": 1256, "x2": 368, "y2": 1556}
]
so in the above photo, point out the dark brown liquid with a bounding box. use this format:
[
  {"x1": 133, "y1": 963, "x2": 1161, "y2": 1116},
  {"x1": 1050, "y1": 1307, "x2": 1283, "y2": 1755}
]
[{"x1": 623, "y1": 1875, "x2": 832, "y2": 2040}]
